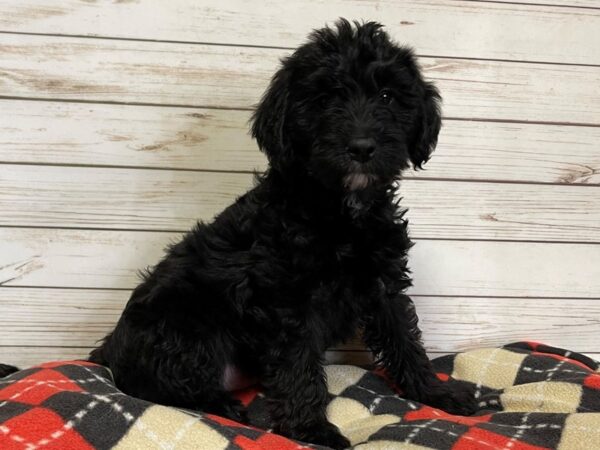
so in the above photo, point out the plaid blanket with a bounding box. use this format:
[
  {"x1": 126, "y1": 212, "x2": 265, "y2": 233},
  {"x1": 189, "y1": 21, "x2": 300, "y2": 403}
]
[{"x1": 1, "y1": 342, "x2": 599, "y2": 449}]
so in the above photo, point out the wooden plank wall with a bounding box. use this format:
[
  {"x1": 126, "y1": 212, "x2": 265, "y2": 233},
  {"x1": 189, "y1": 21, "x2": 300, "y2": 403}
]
[{"x1": 0, "y1": 1, "x2": 599, "y2": 368}]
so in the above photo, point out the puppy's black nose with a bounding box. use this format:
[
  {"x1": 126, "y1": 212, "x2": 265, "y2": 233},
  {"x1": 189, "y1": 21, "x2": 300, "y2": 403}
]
[{"x1": 347, "y1": 137, "x2": 376, "y2": 162}]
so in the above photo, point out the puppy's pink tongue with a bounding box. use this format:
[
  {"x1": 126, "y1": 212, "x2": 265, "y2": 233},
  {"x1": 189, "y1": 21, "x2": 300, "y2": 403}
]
[{"x1": 344, "y1": 173, "x2": 371, "y2": 190}]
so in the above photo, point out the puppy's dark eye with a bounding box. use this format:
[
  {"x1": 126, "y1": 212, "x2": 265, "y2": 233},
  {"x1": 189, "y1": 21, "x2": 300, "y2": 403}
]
[{"x1": 378, "y1": 89, "x2": 393, "y2": 105}]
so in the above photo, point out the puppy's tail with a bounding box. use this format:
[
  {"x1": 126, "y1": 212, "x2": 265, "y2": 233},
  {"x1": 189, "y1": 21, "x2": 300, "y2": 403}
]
[{"x1": 0, "y1": 363, "x2": 19, "y2": 378}]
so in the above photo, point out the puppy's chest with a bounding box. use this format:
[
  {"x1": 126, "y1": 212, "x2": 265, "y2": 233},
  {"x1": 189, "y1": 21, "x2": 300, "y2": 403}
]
[
  {"x1": 249, "y1": 213, "x2": 411, "y2": 297},
  {"x1": 284, "y1": 226, "x2": 397, "y2": 279}
]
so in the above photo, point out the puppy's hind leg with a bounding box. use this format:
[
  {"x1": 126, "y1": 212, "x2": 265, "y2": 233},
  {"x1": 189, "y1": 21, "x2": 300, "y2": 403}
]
[
  {"x1": 160, "y1": 351, "x2": 248, "y2": 423},
  {"x1": 158, "y1": 367, "x2": 247, "y2": 423},
  {"x1": 111, "y1": 336, "x2": 247, "y2": 423}
]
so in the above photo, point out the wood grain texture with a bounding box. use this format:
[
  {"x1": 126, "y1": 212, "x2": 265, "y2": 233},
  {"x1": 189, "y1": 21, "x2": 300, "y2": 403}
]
[
  {"x1": 402, "y1": 179, "x2": 600, "y2": 242},
  {"x1": 0, "y1": 288, "x2": 126, "y2": 348},
  {"x1": 0, "y1": 228, "x2": 175, "y2": 289},
  {"x1": 0, "y1": 228, "x2": 598, "y2": 297},
  {"x1": 2, "y1": 288, "x2": 599, "y2": 354},
  {"x1": 410, "y1": 240, "x2": 600, "y2": 298},
  {"x1": 1, "y1": 164, "x2": 600, "y2": 241},
  {"x1": 1, "y1": 100, "x2": 599, "y2": 184},
  {"x1": 0, "y1": 101, "x2": 263, "y2": 172},
  {"x1": 1, "y1": 35, "x2": 599, "y2": 124},
  {"x1": 0, "y1": 165, "x2": 255, "y2": 231},
  {"x1": 0, "y1": 1, "x2": 598, "y2": 64}
]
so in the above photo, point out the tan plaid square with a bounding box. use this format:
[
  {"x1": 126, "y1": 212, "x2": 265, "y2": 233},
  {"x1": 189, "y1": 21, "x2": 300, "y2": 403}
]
[
  {"x1": 326, "y1": 365, "x2": 368, "y2": 395},
  {"x1": 114, "y1": 405, "x2": 229, "y2": 450},
  {"x1": 501, "y1": 381, "x2": 583, "y2": 413},
  {"x1": 558, "y1": 413, "x2": 600, "y2": 449},
  {"x1": 452, "y1": 348, "x2": 526, "y2": 389}
]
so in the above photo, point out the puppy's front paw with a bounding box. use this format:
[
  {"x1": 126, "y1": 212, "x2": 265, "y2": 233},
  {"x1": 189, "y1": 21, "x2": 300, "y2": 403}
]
[
  {"x1": 422, "y1": 381, "x2": 478, "y2": 416},
  {"x1": 283, "y1": 421, "x2": 350, "y2": 449}
]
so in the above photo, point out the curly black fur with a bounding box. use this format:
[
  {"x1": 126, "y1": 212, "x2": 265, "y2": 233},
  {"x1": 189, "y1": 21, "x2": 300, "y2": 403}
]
[{"x1": 89, "y1": 19, "x2": 476, "y2": 449}]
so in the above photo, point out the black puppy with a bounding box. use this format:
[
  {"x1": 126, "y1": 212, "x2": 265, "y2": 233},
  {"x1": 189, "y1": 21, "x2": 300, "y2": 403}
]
[{"x1": 90, "y1": 19, "x2": 476, "y2": 449}]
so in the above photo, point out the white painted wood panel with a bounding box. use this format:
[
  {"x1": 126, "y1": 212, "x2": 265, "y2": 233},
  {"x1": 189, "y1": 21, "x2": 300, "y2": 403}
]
[
  {"x1": 0, "y1": 347, "x2": 94, "y2": 369},
  {"x1": 1, "y1": 100, "x2": 599, "y2": 184},
  {"x1": 0, "y1": 1, "x2": 598, "y2": 64},
  {"x1": 0, "y1": 165, "x2": 255, "y2": 231},
  {"x1": 0, "y1": 101, "x2": 263, "y2": 172},
  {"x1": 411, "y1": 240, "x2": 600, "y2": 298},
  {"x1": 2, "y1": 288, "x2": 599, "y2": 353},
  {"x1": 346, "y1": 295, "x2": 600, "y2": 353},
  {"x1": 1, "y1": 164, "x2": 599, "y2": 241},
  {"x1": 0, "y1": 228, "x2": 598, "y2": 297},
  {"x1": 403, "y1": 180, "x2": 600, "y2": 242},
  {"x1": 1, "y1": 35, "x2": 599, "y2": 124},
  {"x1": 416, "y1": 296, "x2": 600, "y2": 352}
]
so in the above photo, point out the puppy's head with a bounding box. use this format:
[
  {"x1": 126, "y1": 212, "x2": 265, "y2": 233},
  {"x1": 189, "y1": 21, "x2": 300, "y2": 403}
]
[{"x1": 251, "y1": 19, "x2": 441, "y2": 192}]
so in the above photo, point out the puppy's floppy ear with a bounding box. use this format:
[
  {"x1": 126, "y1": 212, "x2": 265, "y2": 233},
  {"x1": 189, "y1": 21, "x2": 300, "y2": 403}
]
[
  {"x1": 410, "y1": 81, "x2": 442, "y2": 169},
  {"x1": 251, "y1": 67, "x2": 292, "y2": 169}
]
